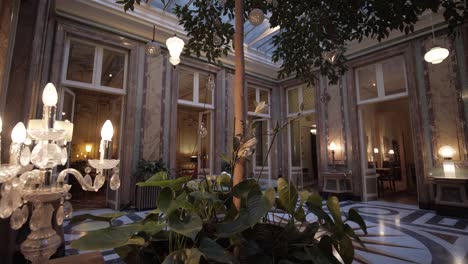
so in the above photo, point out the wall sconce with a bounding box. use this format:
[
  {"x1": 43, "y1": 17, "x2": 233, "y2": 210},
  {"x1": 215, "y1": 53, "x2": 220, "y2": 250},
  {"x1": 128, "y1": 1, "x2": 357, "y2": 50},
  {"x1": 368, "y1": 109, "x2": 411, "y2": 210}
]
[
  {"x1": 329, "y1": 141, "x2": 337, "y2": 170},
  {"x1": 85, "y1": 144, "x2": 93, "y2": 154},
  {"x1": 439, "y1": 145, "x2": 456, "y2": 178},
  {"x1": 388, "y1": 149, "x2": 394, "y2": 155},
  {"x1": 310, "y1": 125, "x2": 317, "y2": 135},
  {"x1": 373, "y1": 148, "x2": 379, "y2": 154}
]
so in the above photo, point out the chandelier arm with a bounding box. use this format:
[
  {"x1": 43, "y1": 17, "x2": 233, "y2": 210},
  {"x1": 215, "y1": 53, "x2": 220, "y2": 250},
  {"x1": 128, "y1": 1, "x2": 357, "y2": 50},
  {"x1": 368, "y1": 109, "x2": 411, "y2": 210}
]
[{"x1": 56, "y1": 168, "x2": 97, "y2": 191}]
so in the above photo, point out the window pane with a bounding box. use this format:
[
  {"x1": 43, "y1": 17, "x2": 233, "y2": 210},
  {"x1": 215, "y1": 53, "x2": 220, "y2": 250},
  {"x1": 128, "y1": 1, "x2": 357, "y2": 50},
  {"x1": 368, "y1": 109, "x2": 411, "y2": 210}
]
[
  {"x1": 383, "y1": 57, "x2": 406, "y2": 95},
  {"x1": 290, "y1": 119, "x2": 301, "y2": 166},
  {"x1": 303, "y1": 85, "x2": 315, "y2": 111},
  {"x1": 288, "y1": 88, "x2": 299, "y2": 114},
  {"x1": 179, "y1": 69, "x2": 194, "y2": 101},
  {"x1": 357, "y1": 65, "x2": 377, "y2": 101},
  {"x1": 101, "y1": 49, "x2": 125, "y2": 89},
  {"x1": 259, "y1": 89, "x2": 269, "y2": 114},
  {"x1": 253, "y1": 119, "x2": 268, "y2": 167},
  {"x1": 248, "y1": 88, "x2": 256, "y2": 112},
  {"x1": 66, "y1": 41, "x2": 95, "y2": 83},
  {"x1": 198, "y1": 72, "x2": 213, "y2": 105}
]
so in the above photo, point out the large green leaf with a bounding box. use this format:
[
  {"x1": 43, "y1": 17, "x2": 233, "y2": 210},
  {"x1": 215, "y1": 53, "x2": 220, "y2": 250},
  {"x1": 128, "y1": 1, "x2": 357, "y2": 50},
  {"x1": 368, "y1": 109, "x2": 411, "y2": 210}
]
[
  {"x1": 231, "y1": 179, "x2": 260, "y2": 200},
  {"x1": 347, "y1": 208, "x2": 367, "y2": 234},
  {"x1": 157, "y1": 187, "x2": 175, "y2": 213},
  {"x1": 137, "y1": 176, "x2": 191, "y2": 189},
  {"x1": 69, "y1": 212, "x2": 126, "y2": 225},
  {"x1": 277, "y1": 178, "x2": 298, "y2": 214},
  {"x1": 71, "y1": 224, "x2": 143, "y2": 250},
  {"x1": 141, "y1": 220, "x2": 166, "y2": 236},
  {"x1": 307, "y1": 192, "x2": 322, "y2": 208},
  {"x1": 199, "y1": 237, "x2": 239, "y2": 264},
  {"x1": 216, "y1": 211, "x2": 250, "y2": 238},
  {"x1": 168, "y1": 210, "x2": 203, "y2": 240},
  {"x1": 337, "y1": 236, "x2": 354, "y2": 264},
  {"x1": 190, "y1": 191, "x2": 221, "y2": 202},
  {"x1": 326, "y1": 196, "x2": 343, "y2": 225},
  {"x1": 145, "y1": 171, "x2": 168, "y2": 182},
  {"x1": 246, "y1": 188, "x2": 275, "y2": 226}
]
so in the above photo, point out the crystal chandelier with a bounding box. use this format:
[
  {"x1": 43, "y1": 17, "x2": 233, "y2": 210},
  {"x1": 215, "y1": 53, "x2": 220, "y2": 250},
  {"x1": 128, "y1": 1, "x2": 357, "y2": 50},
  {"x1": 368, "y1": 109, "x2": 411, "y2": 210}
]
[{"x1": 0, "y1": 83, "x2": 120, "y2": 264}]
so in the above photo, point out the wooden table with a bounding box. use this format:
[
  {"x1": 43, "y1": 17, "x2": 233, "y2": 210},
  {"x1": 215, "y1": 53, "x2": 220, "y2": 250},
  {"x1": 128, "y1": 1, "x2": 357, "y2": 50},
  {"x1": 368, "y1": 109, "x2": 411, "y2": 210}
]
[{"x1": 49, "y1": 252, "x2": 104, "y2": 264}]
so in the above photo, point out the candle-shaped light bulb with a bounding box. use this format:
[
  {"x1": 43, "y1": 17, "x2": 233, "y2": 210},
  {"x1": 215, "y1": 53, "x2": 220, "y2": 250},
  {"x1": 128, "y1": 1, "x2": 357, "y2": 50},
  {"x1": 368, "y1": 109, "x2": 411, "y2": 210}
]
[
  {"x1": 101, "y1": 120, "x2": 113, "y2": 141},
  {"x1": 11, "y1": 122, "x2": 27, "y2": 144},
  {"x1": 42, "y1": 83, "x2": 58, "y2": 107},
  {"x1": 329, "y1": 141, "x2": 337, "y2": 152}
]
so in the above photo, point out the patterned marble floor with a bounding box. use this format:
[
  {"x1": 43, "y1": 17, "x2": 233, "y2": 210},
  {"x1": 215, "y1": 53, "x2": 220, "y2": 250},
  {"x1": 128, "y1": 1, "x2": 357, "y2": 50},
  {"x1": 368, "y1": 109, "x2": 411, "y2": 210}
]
[{"x1": 63, "y1": 201, "x2": 468, "y2": 264}]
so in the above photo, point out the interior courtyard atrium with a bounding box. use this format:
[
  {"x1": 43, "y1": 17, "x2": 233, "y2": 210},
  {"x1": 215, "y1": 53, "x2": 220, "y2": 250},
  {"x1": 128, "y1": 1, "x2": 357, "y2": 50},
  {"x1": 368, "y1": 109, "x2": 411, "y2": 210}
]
[{"x1": 0, "y1": 0, "x2": 468, "y2": 263}]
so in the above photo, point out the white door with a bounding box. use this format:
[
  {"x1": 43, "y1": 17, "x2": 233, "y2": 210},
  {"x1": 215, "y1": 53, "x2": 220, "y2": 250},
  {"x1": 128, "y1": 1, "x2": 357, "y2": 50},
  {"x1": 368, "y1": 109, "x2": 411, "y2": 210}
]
[
  {"x1": 288, "y1": 118, "x2": 303, "y2": 189},
  {"x1": 197, "y1": 111, "x2": 213, "y2": 177},
  {"x1": 358, "y1": 108, "x2": 378, "y2": 201}
]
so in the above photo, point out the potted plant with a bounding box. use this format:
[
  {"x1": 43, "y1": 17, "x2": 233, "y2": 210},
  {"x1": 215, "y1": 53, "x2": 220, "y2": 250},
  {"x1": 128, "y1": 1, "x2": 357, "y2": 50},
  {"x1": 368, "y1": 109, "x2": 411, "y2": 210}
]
[{"x1": 134, "y1": 159, "x2": 168, "y2": 210}]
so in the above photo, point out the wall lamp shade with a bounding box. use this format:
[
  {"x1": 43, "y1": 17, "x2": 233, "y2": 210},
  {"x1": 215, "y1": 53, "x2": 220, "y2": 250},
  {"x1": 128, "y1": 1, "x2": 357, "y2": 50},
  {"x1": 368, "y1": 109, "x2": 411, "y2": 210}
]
[
  {"x1": 373, "y1": 148, "x2": 379, "y2": 154},
  {"x1": 101, "y1": 120, "x2": 114, "y2": 141},
  {"x1": 166, "y1": 36, "x2": 184, "y2": 66},
  {"x1": 388, "y1": 149, "x2": 395, "y2": 155},
  {"x1": 42, "y1": 83, "x2": 58, "y2": 107},
  {"x1": 424, "y1": 46, "x2": 449, "y2": 64},
  {"x1": 329, "y1": 141, "x2": 337, "y2": 152},
  {"x1": 85, "y1": 144, "x2": 93, "y2": 153},
  {"x1": 438, "y1": 145, "x2": 456, "y2": 159},
  {"x1": 11, "y1": 122, "x2": 27, "y2": 144}
]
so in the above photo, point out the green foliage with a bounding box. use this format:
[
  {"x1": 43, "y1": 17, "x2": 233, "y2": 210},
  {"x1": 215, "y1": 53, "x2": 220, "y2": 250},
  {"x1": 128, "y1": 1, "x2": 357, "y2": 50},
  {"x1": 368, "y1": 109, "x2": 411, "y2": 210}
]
[
  {"x1": 136, "y1": 159, "x2": 168, "y2": 182},
  {"x1": 116, "y1": 0, "x2": 467, "y2": 84},
  {"x1": 71, "y1": 175, "x2": 367, "y2": 264}
]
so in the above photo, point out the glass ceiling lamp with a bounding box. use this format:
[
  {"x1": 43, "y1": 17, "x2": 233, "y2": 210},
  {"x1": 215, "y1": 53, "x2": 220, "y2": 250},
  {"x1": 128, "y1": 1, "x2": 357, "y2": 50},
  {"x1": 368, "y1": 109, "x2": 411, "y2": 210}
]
[
  {"x1": 248, "y1": 8, "x2": 265, "y2": 26},
  {"x1": 424, "y1": 13, "x2": 449, "y2": 64},
  {"x1": 166, "y1": 35, "x2": 185, "y2": 66},
  {"x1": 145, "y1": 25, "x2": 161, "y2": 57},
  {"x1": 323, "y1": 49, "x2": 342, "y2": 64}
]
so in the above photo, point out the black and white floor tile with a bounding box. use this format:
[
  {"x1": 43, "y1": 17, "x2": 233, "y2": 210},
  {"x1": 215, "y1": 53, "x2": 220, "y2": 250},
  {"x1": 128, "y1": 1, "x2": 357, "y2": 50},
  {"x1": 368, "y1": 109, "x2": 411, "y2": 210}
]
[{"x1": 63, "y1": 201, "x2": 468, "y2": 264}]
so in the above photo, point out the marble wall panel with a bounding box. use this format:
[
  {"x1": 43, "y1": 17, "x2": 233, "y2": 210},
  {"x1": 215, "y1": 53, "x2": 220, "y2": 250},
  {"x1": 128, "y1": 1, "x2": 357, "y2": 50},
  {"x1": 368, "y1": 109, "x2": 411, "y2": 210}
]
[
  {"x1": 141, "y1": 55, "x2": 165, "y2": 161},
  {"x1": 424, "y1": 34, "x2": 467, "y2": 164},
  {"x1": 325, "y1": 79, "x2": 347, "y2": 164}
]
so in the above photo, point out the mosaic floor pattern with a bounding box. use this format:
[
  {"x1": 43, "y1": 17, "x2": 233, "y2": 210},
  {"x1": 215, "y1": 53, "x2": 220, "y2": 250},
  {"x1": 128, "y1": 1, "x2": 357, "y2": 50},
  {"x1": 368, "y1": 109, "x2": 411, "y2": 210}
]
[{"x1": 63, "y1": 200, "x2": 468, "y2": 264}]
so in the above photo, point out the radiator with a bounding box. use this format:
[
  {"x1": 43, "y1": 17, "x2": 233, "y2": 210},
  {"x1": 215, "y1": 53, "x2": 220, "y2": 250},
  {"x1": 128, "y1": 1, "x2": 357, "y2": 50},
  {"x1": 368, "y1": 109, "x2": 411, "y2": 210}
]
[{"x1": 135, "y1": 186, "x2": 160, "y2": 211}]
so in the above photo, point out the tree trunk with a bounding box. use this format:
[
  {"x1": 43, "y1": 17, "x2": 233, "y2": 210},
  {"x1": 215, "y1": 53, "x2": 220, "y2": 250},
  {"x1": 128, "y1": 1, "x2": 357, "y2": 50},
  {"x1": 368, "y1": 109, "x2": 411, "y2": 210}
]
[{"x1": 233, "y1": 0, "x2": 246, "y2": 210}]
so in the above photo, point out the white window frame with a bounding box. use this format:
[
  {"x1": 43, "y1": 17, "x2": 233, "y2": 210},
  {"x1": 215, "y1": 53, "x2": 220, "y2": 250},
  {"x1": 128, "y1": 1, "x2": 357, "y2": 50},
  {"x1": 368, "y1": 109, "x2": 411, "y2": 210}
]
[
  {"x1": 61, "y1": 37, "x2": 128, "y2": 95},
  {"x1": 286, "y1": 84, "x2": 316, "y2": 118},
  {"x1": 248, "y1": 86, "x2": 271, "y2": 118},
  {"x1": 178, "y1": 70, "x2": 215, "y2": 110},
  {"x1": 356, "y1": 55, "x2": 408, "y2": 105}
]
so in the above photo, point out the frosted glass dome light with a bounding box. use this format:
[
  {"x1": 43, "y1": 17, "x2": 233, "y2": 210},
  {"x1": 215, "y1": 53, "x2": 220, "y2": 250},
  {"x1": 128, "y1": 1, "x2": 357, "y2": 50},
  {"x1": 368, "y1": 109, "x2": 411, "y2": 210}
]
[
  {"x1": 424, "y1": 46, "x2": 449, "y2": 64},
  {"x1": 42, "y1": 83, "x2": 58, "y2": 107},
  {"x1": 438, "y1": 145, "x2": 456, "y2": 159},
  {"x1": 166, "y1": 35, "x2": 185, "y2": 66}
]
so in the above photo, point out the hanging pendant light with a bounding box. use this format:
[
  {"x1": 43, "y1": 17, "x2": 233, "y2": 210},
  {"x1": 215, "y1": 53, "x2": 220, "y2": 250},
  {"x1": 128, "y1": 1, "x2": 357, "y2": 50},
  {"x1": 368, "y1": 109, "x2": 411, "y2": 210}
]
[
  {"x1": 145, "y1": 25, "x2": 161, "y2": 57},
  {"x1": 166, "y1": 35, "x2": 185, "y2": 66},
  {"x1": 424, "y1": 13, "x2": 449, "y2": 65},
  {"x1": 248, "y1": 8, "x2": 265, "y2": 26}
]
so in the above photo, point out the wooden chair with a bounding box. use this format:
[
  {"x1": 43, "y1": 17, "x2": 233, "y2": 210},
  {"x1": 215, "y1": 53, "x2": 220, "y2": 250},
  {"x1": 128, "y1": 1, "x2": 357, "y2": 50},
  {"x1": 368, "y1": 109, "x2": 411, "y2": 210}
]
[{"x1": 377, "y1": 166, "x2": 396, "y2": 197}]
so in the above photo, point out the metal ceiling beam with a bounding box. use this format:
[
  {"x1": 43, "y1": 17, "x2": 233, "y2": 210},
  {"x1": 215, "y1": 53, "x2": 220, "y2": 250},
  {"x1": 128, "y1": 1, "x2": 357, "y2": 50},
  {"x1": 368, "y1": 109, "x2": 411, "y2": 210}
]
[
  {"x1": 248, "y1": 25, "x2": 279, "y2": 46},
  {"x1": 163, "y1": 0, "x2": 175, "y2": 11}
]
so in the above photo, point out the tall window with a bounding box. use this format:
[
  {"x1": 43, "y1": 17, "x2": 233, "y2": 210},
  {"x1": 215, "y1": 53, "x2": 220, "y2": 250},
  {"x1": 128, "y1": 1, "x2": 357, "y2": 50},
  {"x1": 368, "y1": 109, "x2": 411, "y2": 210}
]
[
  {"x1": 248, "y1": 86, "x2": 270, "y2": 118},
  {"x1": 286, "y1": 84, "x2": 315, "y2": 117},
  {"x1": 247, "y1": 86, "x2": 271, "y2": 178},
  {"x1": 355, "y1": 55, "x2": 407, "y2": 104},
  {"x1": 63, "y1": 38, "x2": 128, "y2": 95},
  {"x1": 178, "y1": 67, "x2": 215, "y2": 109}
]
